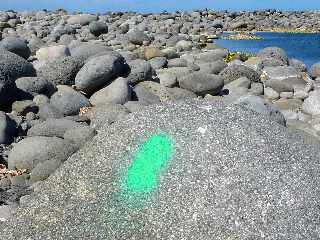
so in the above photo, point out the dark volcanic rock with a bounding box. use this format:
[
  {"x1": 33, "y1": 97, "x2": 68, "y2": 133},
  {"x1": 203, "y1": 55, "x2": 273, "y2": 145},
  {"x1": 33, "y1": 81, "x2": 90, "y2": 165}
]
[
  {"x1": 3, "y1": 99, "x2": 320, "y2": 239},
  {"x1": 63, "y1": 125, "x2": 96, "y2": 147},
  {"x1": 37, "y1": 56, "x2": 84, "y2": 86},
  {"x1": 126, "y1": 59, "x2": 153, "y2": 84},
  {"x1": 75, "y1": 52, "x2": 130, "y2": 94},
  {"x1": 28, "y1": 118, "x2": 84, "y2": 138},
  {"x1": 15, "y1": 77, "x2": 56, "y2": 98}
]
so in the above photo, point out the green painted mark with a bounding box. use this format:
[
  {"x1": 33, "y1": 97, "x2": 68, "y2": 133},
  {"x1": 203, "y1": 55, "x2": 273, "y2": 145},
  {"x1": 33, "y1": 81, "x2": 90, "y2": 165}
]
[{"x1": 124, "y1": 134, "x2": 173, "y2": 194}]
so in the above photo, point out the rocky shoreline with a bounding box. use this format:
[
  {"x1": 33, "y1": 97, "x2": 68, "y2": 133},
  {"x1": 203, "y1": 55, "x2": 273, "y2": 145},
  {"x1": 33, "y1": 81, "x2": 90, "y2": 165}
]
[{"x1": 1, "y1": 9, "x2": 320, "y2": 238}]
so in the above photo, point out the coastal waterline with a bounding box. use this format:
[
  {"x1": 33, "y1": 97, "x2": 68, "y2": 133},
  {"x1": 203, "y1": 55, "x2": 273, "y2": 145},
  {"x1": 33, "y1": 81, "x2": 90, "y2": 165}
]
[{"x1": 215, "y1": 32, "x2": 320, "y2": 68}]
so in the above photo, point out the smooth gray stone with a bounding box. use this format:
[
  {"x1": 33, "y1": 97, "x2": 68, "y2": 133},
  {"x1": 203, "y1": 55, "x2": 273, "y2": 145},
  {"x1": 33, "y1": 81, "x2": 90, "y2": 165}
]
[
  {"x1": 69, "y1": 43, "x2": 112, "y2": 63},
  {"x1": 302, "y1": 90, "x2": 320, "y2": 115},
  {"x1": 179, "y1": 72, "x2": 224, "y2": 96},
  {"x1": 90, "y1": 77, "x2": 131, "y2": 105},
  {"x1": 50, "y1": 90, "x2": 91, "y2": 116},
  {"x1": 198, "y1": 60, "x2": 228, "y2": 74},
  {"x1": 75, "y1": 53, "x2": 129, "y2": 94},
  {"x1": 263, "y1": 66, "x2": 305, "y2": 92},
  {"x1": 37, "y1": 103, "x2": 64, "y2": 120},
  {"x1": 8, "y1": 136, "x2": 77, "y2": 170},
  {"x1": 15, "y1": 77, "x2": 56, "y2": 98},
  {"x1": 127, "y1": 28, "x2": 150, "y2": 45},
  {"x1": 37, "y1": 56, "x2": 84, "y2": 86}
]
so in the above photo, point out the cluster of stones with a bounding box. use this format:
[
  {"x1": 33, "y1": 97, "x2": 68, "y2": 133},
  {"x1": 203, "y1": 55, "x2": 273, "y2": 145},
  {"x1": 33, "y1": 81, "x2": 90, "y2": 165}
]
[{"x1": 0, "y1": 9, "x2": 320, "y2": 238}]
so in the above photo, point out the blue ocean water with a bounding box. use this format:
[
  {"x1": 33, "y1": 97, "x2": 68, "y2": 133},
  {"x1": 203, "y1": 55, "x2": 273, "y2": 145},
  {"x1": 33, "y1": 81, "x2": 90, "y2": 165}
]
[{"x1": 214, "y1": 32, "x2": 320, "y2": 69}]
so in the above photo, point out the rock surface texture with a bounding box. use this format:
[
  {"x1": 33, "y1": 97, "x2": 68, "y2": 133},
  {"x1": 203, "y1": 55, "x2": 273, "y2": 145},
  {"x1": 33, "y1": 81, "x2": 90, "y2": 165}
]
[{"x1": 3, "y1": 100, "x2": 320, "y2": 240}]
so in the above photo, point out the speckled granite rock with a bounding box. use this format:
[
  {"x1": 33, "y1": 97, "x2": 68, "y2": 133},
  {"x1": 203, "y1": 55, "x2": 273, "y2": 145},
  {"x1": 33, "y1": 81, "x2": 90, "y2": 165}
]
[{"x1": 3, "y1": 99, "x2": 320, "y2": 239}]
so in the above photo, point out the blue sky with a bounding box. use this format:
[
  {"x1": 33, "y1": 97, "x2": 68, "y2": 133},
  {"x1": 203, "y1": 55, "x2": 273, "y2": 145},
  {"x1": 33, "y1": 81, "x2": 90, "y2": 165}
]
[{"x1": 1, "y1": 0, "x2": 320, "y2": 13}]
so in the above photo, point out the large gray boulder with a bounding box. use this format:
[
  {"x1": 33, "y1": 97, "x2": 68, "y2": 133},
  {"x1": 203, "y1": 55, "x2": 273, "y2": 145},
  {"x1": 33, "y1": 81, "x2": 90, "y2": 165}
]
[
  {"x1": 262, "y1": 66, "x2": 305, "y2": 92},
  {"x1": 37, "y1": 56, "x2": 84, "y2": 86},
  {"x1": 0, "y1": 36, "x2": 31, "y2": 59},
  {"x1": 3, "y1": 99, "x2": 320, "y2": 239},
  {"x1": 257, "y1": 47, "x2": 289, "y2": 65},
  {"x1": 75, "y1": 53, "x2": 130, "y2": 94},
  {"x1": 220, "y1": 64, "x2": 260, "y2": 84},
  {"x1": 194, "y1": 49, "x2": 228, "y2": 63},
  {"x1": 50, "y1": 90, "x2": 91, "y2": 116},
  {"x1": 8, "y1": 136, "x2": 77, "y2": 170},
  {"x1": 179, "y1": 72, "x2": 224, "y2": 96}
]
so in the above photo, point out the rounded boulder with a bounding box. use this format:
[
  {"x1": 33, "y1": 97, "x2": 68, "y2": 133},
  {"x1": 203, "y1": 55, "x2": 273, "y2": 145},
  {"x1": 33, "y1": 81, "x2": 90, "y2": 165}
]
[
  {"x1": 75, "y1": 53, "x2": 130, "y2": 94},
  {"x1": 0, "y1": 36, "x2": 31, "y2": 59},
  {"x1": 3, "y1": 99, "x2": 320, "y2": 239},
  {"x1": 50, "y1": 89, "x2": 91, "y2": 116}
]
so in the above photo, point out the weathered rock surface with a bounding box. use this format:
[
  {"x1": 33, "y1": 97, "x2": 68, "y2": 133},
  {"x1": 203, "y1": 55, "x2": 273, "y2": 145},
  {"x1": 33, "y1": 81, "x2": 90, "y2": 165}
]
[
  {"x1": 37, "y1": 56, "x2": 83, "y2": 86},
  {"x1": 27, "y1": 118, "x2": 84, "y2": 138},
  {"x1": 3, "y1": 99, "x2": 320, "y2": 239}
]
